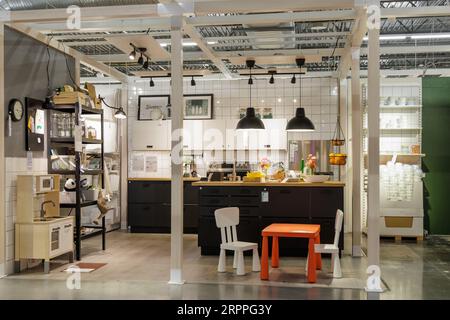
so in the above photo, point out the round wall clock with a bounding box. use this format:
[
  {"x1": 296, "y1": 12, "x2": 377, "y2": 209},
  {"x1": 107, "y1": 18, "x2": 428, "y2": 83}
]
[{"x1": 8, "y1": 99, "x2": 24, "y2": 122}]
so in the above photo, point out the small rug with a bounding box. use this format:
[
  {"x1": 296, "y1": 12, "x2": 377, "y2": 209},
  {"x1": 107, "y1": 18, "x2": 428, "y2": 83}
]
[{"x1": 63, "y1": 263, "x2": 107, "y2": 273}]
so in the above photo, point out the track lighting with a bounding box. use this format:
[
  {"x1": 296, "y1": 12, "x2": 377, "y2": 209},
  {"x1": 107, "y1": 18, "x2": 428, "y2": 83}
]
[
  {"x1": 236, "y1": 59, "x2": 264, "y2": 131},
  {"x1": 129, "y1": 49, "x2": 136, "y2": 60},
  {"x1": 269, "y1": 74, "x2": 275, "y2": 84},
  {"x1": 291, "y1": 74, "x2": 296, "y2": 84},
  {"x1": 138, "y1": 53, "x2": 144, "y2": 65},
  {"x1": 150, "y1": 77, "x2": 155, "y2": 87},
  {"x1": 143, "y1": 57, "x2": 149, "y2": 70},
  {"x1": 191, "y1": 76, "x2": 196, "y2": 86}
]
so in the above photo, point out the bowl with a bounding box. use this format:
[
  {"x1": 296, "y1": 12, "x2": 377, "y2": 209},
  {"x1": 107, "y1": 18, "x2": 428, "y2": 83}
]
[{"x1": 302, "y1": 175, "x2": 330, "y2": 183}]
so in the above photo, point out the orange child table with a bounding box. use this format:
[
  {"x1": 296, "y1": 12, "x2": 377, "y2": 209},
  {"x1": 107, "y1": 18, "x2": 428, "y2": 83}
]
[{"x1": 260, "y1": 223, "x2": 322, "y2": 283}]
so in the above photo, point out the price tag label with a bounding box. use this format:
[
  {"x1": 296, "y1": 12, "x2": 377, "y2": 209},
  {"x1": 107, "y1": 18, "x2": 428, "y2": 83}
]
[{"x1": 261, "y1": 191, "x2": 269, "y2": 203}]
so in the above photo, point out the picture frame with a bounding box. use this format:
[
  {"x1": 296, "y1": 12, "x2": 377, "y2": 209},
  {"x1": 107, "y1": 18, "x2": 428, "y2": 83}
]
[
  {"x1": 184, "y1": 94, "x2": 213, "y2": 120},
  {"x1": 138, "y1": 95, "x2": 171, "y2": 120}
]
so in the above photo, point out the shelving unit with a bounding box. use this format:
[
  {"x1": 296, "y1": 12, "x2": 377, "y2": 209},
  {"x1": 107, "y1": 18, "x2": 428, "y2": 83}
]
[
  {"x1": 47, "y1": 102, "x2": 106, "y2": 260},
  {"x1": 361, "y1": 80, "x2": 424, "y2": 239}
]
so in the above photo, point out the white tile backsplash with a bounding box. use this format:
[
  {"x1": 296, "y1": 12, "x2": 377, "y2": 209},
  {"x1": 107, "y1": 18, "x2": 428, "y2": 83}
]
[{"x1": 128, "y1": 77, "x2": 339, "y2": 177}]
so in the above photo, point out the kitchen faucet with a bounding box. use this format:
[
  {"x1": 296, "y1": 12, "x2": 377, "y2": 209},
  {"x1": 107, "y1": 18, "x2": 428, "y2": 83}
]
[{"x1": 40, "y1": 200, "x2": 55, "y2": 218}]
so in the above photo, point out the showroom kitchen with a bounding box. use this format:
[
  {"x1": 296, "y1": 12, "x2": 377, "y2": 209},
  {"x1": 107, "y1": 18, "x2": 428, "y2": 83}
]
[{"x1": 0, "y1": 0, "x2": 450, "y2": 301}]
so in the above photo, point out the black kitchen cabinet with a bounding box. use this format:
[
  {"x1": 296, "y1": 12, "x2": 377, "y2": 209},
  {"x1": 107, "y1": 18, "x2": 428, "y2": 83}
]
[
  {"x1": 128, "y1": 180, "x2": 199, "y2": 233},
  {"x1": 261, "y1": 187, "x2": 310, "y2": 217},
  {"x1": 128, "y1": 203, "x2": 171, "y2": 233},
  {"x1": 198, "y1": 216, "x2": 260, "y2": 255},
  {"x1": 197, "y1": 185, "x2": 344, "y2": 257},
  {"x1": 128, "y1": 181, "x2": 170, "y2": 204},
  {"x1": 310, "y1": 188, "x2": 344, "y2": 218}
]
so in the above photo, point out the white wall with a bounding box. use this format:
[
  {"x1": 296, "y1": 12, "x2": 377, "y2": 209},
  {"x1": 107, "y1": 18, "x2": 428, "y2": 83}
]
[{"x1": 127, "y1": 77, "x2": 339, "y2": 177}]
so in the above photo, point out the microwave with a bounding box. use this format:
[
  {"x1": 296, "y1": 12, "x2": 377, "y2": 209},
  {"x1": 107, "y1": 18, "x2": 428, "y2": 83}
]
[{"x1": 36, "y1": 175, "x2": 55, "y2": 193}]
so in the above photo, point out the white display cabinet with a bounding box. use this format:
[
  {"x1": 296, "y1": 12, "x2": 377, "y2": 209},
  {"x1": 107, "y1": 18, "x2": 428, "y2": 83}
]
[{"x1": 361, "y1": 79, "x2": 425, "y2": 240}]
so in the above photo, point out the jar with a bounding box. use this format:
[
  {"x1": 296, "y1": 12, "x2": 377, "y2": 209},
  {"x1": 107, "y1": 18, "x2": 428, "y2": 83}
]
[
  {"x1": 87, "y1": 126, "x2": 97, "y2": 139},
  {"x1": 51, "y1": 113, "x2": 59, "y2": 137}
]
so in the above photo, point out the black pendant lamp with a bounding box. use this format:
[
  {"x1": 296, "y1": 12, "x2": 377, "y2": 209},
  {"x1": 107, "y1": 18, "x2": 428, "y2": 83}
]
[
  {"x1": 286, "y1": 58, "x2": 315, "y2": 132},
  {"x1": 236, "y1": 60, "x2": 265, "y2": 131}
]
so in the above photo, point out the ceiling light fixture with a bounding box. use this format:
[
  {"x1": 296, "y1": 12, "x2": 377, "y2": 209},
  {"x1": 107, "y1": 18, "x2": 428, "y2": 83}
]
[
  {"x1": 149, "y1": 77, "x2": 155, "y2": 87},
  {"x1": 138, "y1": 53, "x2": 144, "y2": 65},
  {"x1": 286, "y1": 58, "x2": 315, "y2": 132},
  {"x1": 129, "y1": 49, "x2": 136, "y2": 60},
  {"x1": 160, "y1": 41, "x2": 198, "y2": 47},
  {"x1": 236, "y1": 60, "x2": 265, "y2": 131},
  {"x1": 291, "y1": 74, "x2": 296, "y2": 84},
  {"x1": 191, "y1": 76, "x2": 196, "y2": 86},
  {"x1": 99, "y1": 96, "x2": 127, "y2": 120},
  {"x1": 269, "y1": 74, "x2": 275, "y2": 84},
  {"x1": 143, "y1": 57, "x2": 149, "y2": 70},
  {"x1": 310, "y1": 22, "x2": 327, "y2": 31}
]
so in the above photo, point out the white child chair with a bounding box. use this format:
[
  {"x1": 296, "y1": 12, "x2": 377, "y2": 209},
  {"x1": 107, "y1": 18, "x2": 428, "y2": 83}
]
[
  {"x1": 214, "y1": 207, "x2": 260, "y2": 275},
  {"x1": 306, "y1": 209, "x2": 344, "y2": 278}
]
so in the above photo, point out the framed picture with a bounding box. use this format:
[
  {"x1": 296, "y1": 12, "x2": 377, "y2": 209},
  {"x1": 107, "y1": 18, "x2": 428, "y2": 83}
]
[
  {"x1": 184, "y1": 94, "x2": 213, "y2": 120},
  {"x1": 138, "y1": 95, "x2": 171, "y2": 120}
]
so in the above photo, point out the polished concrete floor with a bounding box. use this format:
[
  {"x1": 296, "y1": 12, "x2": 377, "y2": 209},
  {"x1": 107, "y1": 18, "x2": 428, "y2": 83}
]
[{"x1": 0, "y1": 231, "x2": 449, "y2": 300}]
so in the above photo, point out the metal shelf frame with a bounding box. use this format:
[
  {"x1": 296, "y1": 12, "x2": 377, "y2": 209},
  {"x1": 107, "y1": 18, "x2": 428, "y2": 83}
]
[{"x1": 47, "y1": 102, "x2": 106, "y2": 260}]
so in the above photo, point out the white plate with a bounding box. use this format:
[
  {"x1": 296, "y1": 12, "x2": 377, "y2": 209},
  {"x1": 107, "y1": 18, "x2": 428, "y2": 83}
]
[
  {"x1": 303, "y1": 175, "x2": 330, "y2": 183},
  {"x1": 150, "y1": 107, "x2": 163, "y2": 120}
]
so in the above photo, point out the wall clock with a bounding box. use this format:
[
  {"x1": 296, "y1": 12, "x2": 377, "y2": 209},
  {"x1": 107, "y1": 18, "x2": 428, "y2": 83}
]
[{"x1": 8, "y1": 99, "x2": 24, "y2": 122}]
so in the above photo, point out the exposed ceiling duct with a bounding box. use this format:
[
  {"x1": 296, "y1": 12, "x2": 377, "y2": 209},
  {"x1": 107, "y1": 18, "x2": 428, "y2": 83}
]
[{"x1": 0, "y1": 0, "x2": 157, "y2": 11}]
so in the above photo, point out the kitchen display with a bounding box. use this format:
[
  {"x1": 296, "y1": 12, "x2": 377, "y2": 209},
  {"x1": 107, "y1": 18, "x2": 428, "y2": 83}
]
[{"x1": 1, "y1": 1, "x2": 449, "y2": 303}]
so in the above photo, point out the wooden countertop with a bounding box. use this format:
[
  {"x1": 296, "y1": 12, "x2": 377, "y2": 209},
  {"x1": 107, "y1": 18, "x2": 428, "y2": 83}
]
[
  {"x1": 192, "y1": 181, "x2": 345, "y2": 187},
  {"x1": 128, "y1": 177, "x2": 202, "y2": 182}
]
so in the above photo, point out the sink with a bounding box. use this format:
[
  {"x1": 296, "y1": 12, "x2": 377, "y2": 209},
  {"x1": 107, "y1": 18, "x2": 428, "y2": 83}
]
[{"x1": 33, "y1": 217, "x2": 64, "y2": 222}]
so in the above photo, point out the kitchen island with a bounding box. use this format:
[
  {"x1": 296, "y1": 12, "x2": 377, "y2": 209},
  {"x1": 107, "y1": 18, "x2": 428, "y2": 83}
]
[{"x1": 192, "y1": 181, "x2": 345, "y2": 256}]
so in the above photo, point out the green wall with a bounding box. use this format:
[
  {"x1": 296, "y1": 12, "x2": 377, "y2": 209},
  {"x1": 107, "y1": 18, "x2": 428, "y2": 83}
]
[{"x1": 422, "y1": 77, "x2": 450, "y2": 235}]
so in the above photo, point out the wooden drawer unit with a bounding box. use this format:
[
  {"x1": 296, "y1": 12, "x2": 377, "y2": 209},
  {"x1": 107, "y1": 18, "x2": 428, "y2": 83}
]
[
  {"x1": 199, "y1": 187, "x2": 228, "y2": 197},
  {"x1": 200, "y1": 196, "x2": 229, "y2": 207},
  {"x1": 228, "y1": 196, "x2": 261, "y2": 207},
  {"x1": 128, "y1": 203, "x2": 170, "y2": 228},
  {"x1": 128, "y1": 181, "x2": 170, "y2": 204},
  {"x1": 262, "y1": 187, "x2": 310, "y2": 217}
]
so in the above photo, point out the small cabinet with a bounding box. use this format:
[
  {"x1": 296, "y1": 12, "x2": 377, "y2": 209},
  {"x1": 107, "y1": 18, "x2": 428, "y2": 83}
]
[
  {"x1": 259, "y1": 119, "x2": 287, "y2": 150},
  {"x1": 203, "y1": 120, "x2": 226, "y2": 150},
  {"x1": 131, "y1": 120, "x2": 171, "y2": 151},
  {"x1": 183, "y1": 120, "x2": 203, "y2": 150},
  {"x1": 128, "y1": 180, "x2": 199, "y2": 233}
]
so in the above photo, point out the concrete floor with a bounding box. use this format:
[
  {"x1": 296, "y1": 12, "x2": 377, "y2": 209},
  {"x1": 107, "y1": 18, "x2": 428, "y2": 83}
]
[{"x1": 0, "y1": 231, "x2": 449, "y2": 300}]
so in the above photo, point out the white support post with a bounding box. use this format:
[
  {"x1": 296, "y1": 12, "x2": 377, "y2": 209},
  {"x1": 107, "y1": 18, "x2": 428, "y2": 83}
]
[
  {"x1": 366, "y1": 1, "x2": 382, "y2": 295},
  {"x1": 120, "y1": 82, "x2": 129, "y2": 230},
  {"x1": 0, "y1": 23, "x2": 5, "y2": 277},
  {"x1": 351, "y1": 47, "x2": 363, "y2": 257},
  {"x1": 169, "y1": 15, "x2": 185, "y2": 285}
]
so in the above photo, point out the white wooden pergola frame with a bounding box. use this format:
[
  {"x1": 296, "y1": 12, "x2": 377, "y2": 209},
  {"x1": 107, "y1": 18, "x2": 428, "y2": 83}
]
[{"x1": 1, "y1": 0, "x2": 450, "y2": 296}]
